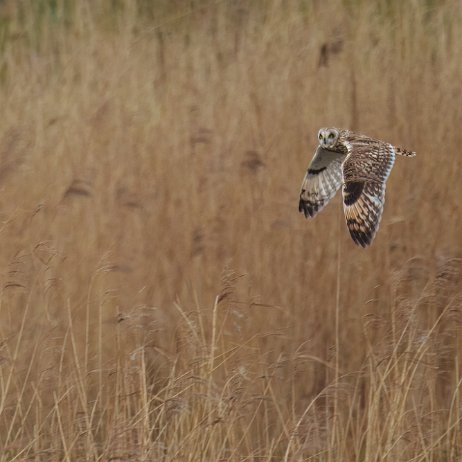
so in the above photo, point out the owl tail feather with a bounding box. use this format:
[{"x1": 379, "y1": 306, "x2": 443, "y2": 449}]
[{"x1": 395, "y1": 146, "x2": 416, "y2": 157}]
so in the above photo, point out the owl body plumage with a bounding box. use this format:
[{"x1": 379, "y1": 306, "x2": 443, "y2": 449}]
[{"x1": 299, "y1": 128, "x2": 415, "y2": 247}]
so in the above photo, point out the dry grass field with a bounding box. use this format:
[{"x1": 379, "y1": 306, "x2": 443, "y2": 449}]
[{"x1": 0, "y1": 0, "x2": 461, "y2": 460}]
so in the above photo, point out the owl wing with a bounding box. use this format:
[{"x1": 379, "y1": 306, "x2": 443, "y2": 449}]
[
  {"x1": 341, "y1": 142, "x2": 395, "y2": 247},
  {"x1": 299, "y1": 146, "x2": 345, "y2": 218}
]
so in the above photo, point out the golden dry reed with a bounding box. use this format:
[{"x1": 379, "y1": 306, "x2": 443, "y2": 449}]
[{"x1": 0, "y1": 0, "x2": 461, "y2": 460}]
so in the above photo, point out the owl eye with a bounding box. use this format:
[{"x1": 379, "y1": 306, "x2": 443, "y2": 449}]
[
  {"x1": 318, "y1": 133, "x2": 323, "y2": 139},
  {"x1": 328, "y1": 132, "x2": 335, "y2": 139}
]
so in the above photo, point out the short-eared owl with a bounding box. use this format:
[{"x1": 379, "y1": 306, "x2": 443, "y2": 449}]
[{"x1": 299, "y1": 128, "x2": 415, "y2": 247}]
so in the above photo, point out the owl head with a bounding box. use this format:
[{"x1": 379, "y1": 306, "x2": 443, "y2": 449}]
[{"x1": 318, "y1": 127, "x2": 340, "y2": 149}]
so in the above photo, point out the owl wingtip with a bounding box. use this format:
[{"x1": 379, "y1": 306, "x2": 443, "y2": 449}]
[{"x1": 298, "y1": 199, "x2": 308, "y2": 217}]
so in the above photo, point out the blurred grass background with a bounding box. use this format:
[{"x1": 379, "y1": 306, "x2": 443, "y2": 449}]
[{"x1": 0, "y1": 0, "x2": 461, "y2": 460}]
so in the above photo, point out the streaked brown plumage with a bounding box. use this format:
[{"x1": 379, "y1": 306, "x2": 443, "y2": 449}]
[{"x1": 299, "y1": 128, "x2": 415, "y2": 247}]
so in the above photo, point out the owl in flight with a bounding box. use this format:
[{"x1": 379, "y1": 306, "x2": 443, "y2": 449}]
[{"x1": 299, "y1": 128, "x2": 415, "y2": 247}]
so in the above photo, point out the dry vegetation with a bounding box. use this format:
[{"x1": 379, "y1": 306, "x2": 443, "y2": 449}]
[{"x1": 0, "y1": 0, "x2": 461, "y2": 460}]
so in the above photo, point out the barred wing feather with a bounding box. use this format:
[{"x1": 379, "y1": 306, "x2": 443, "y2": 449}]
[
  {"x1": 299, "y1": 147, "x2": 345, "y2": 218},
  {"x1": 342, "y1": 143, "x2": 395, "y2": 247}
]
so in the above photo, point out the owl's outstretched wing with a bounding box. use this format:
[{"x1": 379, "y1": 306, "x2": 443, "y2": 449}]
[
  {"x1": 341, "y1": 142, "x2": 395, "y2": 247},
  {"x1": 299, "y1": 146, "x2": 345, "y2": 218}
]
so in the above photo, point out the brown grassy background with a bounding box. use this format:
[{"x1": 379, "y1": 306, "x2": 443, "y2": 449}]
[{"x1": 0, "y1": 0, "x2": 461, "y2": 460}]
